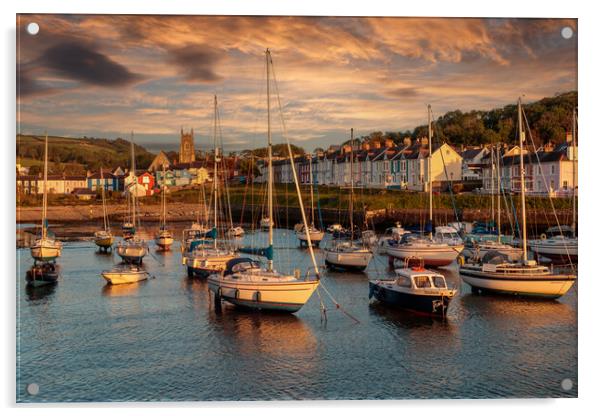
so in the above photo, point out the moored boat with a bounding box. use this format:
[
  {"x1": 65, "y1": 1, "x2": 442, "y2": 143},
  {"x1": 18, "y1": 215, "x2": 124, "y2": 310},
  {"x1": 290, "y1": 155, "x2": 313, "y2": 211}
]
[
  {"x1": 154, "y1": 165, "x2": 174, "y2": 251},
  {"x1": 296, "y1": 224, "x2": 325, "y2": 247},
  {"x1": 26, "y1": 262, "x2": 60, "y2": 287},
  {"x1": 102, "y1": 265, "x2": 149, "y2": 285},
  {"x1": 94, "y1": 167, "x2": 114, "y2": 251},
  {"x1": 324, "y1": 240, "x2": 373, "y2": 271},
  {"x1": 369, "y1": 259, "x2": 456, "y2": 316}
]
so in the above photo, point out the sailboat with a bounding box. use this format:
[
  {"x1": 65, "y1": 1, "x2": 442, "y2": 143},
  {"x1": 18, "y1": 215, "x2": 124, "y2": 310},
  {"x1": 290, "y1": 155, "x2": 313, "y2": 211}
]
[
  {"x1": 181, "y1": 181, "x2": 214, "y2": 256},
  {"x1": 184, "y1": 95, "x2": 236, "y2": 277},
  {"x1": 208, "y1": 49, "x2": 319, "y2": 313},
  {"x1": 463, "y1": 143, "x2": 521, "y2": 261},
  {"x1": 459, "y1": 98, "x2": 576, "y2": 298},
  {"x1": 94, "y1": 167, "x2": 115, "y2": 251},
  {"x1": 385, "y1": 105, "x2": 463, "y2": 267},
  {"x1": 116, "y1": 133, "x2": 148, "y2": 264},
  {"x1": 154, "y1": 164, "x2": 174, "y2": 251},
  {"x1": 529, "y1": 107, "x2": 578, "y2": 263},
  {"x1": 323, "y1": 128, "x2": 373, "y2": 271},
  {"x1": 30, "y1": 133, "x2": 62, "y2": 262},
  {"x1": 296, "y1": 155, "x2": 324, "y2": 247}
]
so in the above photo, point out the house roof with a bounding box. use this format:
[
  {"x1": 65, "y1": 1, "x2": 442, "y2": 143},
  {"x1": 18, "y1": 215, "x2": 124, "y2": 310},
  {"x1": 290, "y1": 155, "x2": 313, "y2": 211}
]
[
  {"x1": 461, "y1": 148, "x2": 486, "y2": 160},
  {"x1": 88, "y1": 171, "x2": 115, "y2": 179}
]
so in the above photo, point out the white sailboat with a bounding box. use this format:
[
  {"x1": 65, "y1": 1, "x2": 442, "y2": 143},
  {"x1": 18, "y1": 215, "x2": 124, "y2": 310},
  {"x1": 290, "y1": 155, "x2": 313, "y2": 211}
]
[
  {"x1": 94, "y1": 167, "x2": 115, "y2": 251},
  {"x1": 459, "y1": 98, "x2": 576, "y2": 298},
  {"x1": 116, "y1": 133, "x2": 148, "y2": 264},
  {"x1": 208, "y1": 49, "x2": 319, "y2": 312},
  {"x1": 30, "y1": 133, "x2": 62, "y2": 262},
  {"x1": 184, "y1": 95, "x2": 236, "y2": 277},
  {"x1": 324, "y1": 128, "x2": 373, "y2": 271},
  {"x1": 154, "y1": 164, "x2": 174, "y2": 251},
  {"x1": 296, "y1": 155, "x2": 324, "y2": 246},
  {"x1": 386, "y1": 105, "x2": 462, "y2": 267},
  {"x1": 529, "y1": 107, "x2": 578, "y2": 262}
]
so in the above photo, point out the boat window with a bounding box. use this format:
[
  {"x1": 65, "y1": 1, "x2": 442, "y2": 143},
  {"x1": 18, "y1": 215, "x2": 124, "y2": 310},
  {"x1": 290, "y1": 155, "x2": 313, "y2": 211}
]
[
  {"x1": 432, "y1": 275, "x2": 447, "y2": 288},
  {"x1": 413, "y1": 275, "x2": 431, "y2": 288},
  {"x1": 396, "y1": 276, "x2": 412, "y2": 287}
]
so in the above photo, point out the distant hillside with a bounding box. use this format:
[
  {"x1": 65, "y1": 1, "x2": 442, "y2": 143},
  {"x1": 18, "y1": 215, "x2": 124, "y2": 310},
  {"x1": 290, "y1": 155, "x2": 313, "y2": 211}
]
[
  {"x1": 16, "y1": 135, "x2": 156, "y2": 174},
  {"x1": 352, "y1": 91, "x2": 577, "y2": 148}
]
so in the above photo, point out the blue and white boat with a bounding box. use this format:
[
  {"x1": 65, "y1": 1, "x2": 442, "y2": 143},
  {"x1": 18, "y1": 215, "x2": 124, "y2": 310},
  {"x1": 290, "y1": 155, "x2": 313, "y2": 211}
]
[{"x1": 369, "y1": 259, "x2": 457, "y2": 316}]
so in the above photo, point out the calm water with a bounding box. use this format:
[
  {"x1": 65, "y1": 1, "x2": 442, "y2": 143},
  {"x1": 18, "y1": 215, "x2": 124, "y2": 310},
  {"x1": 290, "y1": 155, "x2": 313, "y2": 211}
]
[{"x1": 16, "y1": 228, "x2": 577, "y2": 402}]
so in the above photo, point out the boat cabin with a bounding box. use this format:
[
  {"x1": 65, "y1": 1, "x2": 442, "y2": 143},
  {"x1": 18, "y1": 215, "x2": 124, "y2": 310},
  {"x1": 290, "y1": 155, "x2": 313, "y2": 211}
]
[{"x1": 394, "y1": 268, "x2": 449, "y2": 290}]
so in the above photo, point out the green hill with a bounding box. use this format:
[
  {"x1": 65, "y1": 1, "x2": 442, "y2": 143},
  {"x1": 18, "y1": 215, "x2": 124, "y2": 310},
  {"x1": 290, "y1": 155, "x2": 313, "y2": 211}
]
[{"x1": 16, "y1": 135, "x2": 156, "y2": 174}]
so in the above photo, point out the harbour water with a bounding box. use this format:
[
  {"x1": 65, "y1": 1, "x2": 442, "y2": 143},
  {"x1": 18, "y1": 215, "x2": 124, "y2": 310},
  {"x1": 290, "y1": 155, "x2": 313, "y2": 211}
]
[{"x1": 16, "y1": 228, "x2": 577, "y2": 402}]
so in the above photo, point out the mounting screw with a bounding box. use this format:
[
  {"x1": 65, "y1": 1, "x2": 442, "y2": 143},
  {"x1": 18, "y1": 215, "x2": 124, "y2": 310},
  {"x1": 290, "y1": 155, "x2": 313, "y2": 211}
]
[{"x1": 26, "y1": 383, "x2": 39, "y2": 395}]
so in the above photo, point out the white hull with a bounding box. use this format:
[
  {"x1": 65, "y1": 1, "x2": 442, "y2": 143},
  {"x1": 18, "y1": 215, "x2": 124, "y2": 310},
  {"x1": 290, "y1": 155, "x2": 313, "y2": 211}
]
[
  {"x1": 324, "y1": 248, "x2": 373, "y2": 269},
  {"x1": 94, "y1": 234, "x2": 114, "y2": 248},
  {"x1": 529, "y1": 239, "x2": 578, "y2": 259},
  {"x1": 386, "y1": 244, "x2": 462, "y2": 267},
  {"x1": 184, "y1": 250, "x2": 237, "y2": 274},
  {"x1": 116, "y1": 242, "x2": 147, "y2": 263},
  {"x1": 208, "y1": 275, "x2": 319, "y2": 312},
  {"x1": 30, "y1": 240, "x2": 62, "y2": 261},
  {"x1": 102, "y1": 270, "x2": 149, "y2": 285},
  {"x1": 154, "y1": 235, "x2": 174, "y2": 249},
  {"x1": 459, "y1": 264, "x2": 576, "y2": 298},
  {"x1": 296, "y1": 230, "x2": 325, "y2": 244}
]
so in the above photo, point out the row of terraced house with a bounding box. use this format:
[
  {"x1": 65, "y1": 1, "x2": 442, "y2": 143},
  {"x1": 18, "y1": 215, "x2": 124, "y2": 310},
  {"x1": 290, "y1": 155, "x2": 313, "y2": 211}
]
[{"x1": 256, "y1": 135, "x2": 578, "y2": 197}]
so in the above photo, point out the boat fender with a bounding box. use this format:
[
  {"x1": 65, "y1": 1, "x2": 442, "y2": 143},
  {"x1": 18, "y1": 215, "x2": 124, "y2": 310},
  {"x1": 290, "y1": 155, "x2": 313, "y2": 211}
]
[
  {"x1": 458, "y1": 255, "x2": 465, "y2": 266},
  {"x1": 235, "y1": 289, "x2": 240, "y2": 299},
  {"x1": 540, "y1": 233, "x2": 547, "y2": 240},
  {"x1": 254, "y1": 291, "x2": 261, "y2": 302}
]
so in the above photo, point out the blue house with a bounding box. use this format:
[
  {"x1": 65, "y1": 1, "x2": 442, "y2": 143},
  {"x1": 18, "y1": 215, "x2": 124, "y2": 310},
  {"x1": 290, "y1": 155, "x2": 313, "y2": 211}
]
[{"x1": 87, "y1": 171, "x2": 117, "y2": 192}]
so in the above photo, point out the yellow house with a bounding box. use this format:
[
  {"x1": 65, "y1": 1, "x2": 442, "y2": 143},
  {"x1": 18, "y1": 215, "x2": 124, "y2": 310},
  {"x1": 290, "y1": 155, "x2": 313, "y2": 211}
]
[{"x1": 405, "y1": 142, "x2": 462, "y2": 191}]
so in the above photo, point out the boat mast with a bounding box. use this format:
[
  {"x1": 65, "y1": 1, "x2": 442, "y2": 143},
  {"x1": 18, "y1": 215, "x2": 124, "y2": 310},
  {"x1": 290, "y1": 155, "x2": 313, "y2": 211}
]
[
  {"x1": 572, "y1": 107, "x2": 577, "y2": 234},
  {"x1": 42, "y1": 132, "x2": 48, "y2": 240},
  {"x1": 349, "y1": 128, "x2": 354, "y2": 240},
  {"x1": 518, "y1": 98, "x2": 528, "y2": 262},
  {"x1": 490, "y1": 140, "x2": 495, "y2": 232},
  {"x1": 161, "y1": 163, "x2": 166, "y2": 228},
  {"x1": 130, "y1": 132, "x2": 137, "y2": 229},
  {"x1": 496, "y1": 144, "x2": 502, "y2": 244},
  {"x1": 428, "y1": 105, "x2": 433, "y2": 240},
  {"x1": 309, "y1": 155, "x2": 315, "y2": 227},
  {"x1": 266, "y1": 49, "x2": 273, "y2": 271},
  {"x1": 101, "y1": 167, "x2": 108, "y2": 232},
  {"x1": 213, "y1": 94, "x2": 219, "y2": 249}
]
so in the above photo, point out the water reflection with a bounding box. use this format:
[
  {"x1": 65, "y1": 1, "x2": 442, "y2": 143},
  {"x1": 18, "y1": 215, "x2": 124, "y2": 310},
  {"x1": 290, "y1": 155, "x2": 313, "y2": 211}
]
[
  {"x1": 25, "y1": 283, "x2": 57, "y2": 302},
  {"x1": 101, "y1": 280, "x2": 146, "y2": 297}
]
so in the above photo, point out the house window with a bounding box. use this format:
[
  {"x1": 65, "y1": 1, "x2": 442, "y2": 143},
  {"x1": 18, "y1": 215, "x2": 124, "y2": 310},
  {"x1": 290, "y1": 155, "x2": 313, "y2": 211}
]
[
  {"x1": 563, "y1": 181, "x2": 568, "y2": 190},
  {"x1": 551, "y1": 165, "x2": 555, "y2": 174}
]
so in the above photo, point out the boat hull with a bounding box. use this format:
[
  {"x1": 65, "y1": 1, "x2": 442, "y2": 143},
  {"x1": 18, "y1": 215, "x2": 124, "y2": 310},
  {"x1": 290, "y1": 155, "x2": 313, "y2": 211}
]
[
  {"x1": 26, "y1": 265, "x2": 59, "y2": 287},
  {"x1": 94, "y1": 236, "x2": 114, "y2": 249},
  {"x1": 530, "y1": 241, "x2": 578, "y2": 262},
  {"x1": 155, "y1": 236, "x2": 174, "y2": 250},
  {"x1": 324, "y1": 249, "x2": 372, "y2": 271},
  {"x1": 102, "y1": 271, "x2": 148, "y2": 285},
  {"x1": 459, "y1": 265, "x2": 576, "y2": 298},
  {"x1": 369, "y1": 281, "x2": 453, "y2": 316},
  {"x1": 30, "y1": 244, "x2": 62, "y2": 262},
  {"x1": 116, "y1": 244, "x2": 147, "y2": 264},
  {"x1": 185, "y1": 253, "x2": 237, "y2": 277},
  {"x1": 296, "y1": 231, "x2": 324, "y2": 246},
  {"x1": 386, "y1": 244, "x2": 461, "y2": 267},
  {"x1": 208, "y1": 277, "x2": 319, "y2": 313}
]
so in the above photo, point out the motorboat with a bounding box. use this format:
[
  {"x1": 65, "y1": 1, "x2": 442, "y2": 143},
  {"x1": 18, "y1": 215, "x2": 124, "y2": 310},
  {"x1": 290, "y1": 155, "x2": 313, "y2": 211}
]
[{"x1": 102, "y1": 265, "x2": 149, "y2": 285}]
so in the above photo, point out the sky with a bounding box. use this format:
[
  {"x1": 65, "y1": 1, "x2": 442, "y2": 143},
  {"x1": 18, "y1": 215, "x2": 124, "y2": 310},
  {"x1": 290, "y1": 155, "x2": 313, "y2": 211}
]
[{"x1": 16, "y1": 15, "x2": 577, "y2": 153}]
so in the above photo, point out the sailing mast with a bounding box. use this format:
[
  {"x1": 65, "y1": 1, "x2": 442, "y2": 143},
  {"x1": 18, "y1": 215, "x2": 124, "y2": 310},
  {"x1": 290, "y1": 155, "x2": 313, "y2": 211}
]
[
  {"x1": 101, "y1": 167, "x2": 108, "y2": 232},
  {"x1": 572, "y1": 107, "x2": 577, "y2": 234},
  {"x1": 213, "y1": 94, "x2": 219, "y2": 249},
  {"x1": 130, "y1": 132, "x2": 137, "y2": 229},
  {"x1": 490, "y1": 140, "x2": 495, "y2": 231},
  {"x1": 42, "y1": 132, "x2": 48, "y2": 240},
  {"x1": 427, "y1": 105, "x2": 433, "y2": 240},
  {"x1": 309, "y1": 155, "x2": 315, "y2": 226},
  {"x1": 518, "y1": 98, "x2": 528, "y2": 263},
  {"x1": 266, "y1": 49, "x2": 274, "y2": 271},
  {"x1": 349, "y1": 128, "x2": 354, "y2": 240},
  {"x1": 496, "y1": 144, "x2": 502, "y2": 244},
  {"x1": 161, "y1": 163, "x2": 166, "y2": 229}
]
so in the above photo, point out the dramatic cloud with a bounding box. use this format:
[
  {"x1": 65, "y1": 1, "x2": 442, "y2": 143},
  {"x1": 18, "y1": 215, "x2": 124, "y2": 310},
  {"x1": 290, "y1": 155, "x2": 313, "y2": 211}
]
[
  {"x1": 16, "y1": 15, "x2": 577, "y2": 151},
  {"x1": 38, "y1": 40, "x2": 141, "y2": 87},
  {"x1": 166, "y1": 44, "x2": 223, "y2": 82}
]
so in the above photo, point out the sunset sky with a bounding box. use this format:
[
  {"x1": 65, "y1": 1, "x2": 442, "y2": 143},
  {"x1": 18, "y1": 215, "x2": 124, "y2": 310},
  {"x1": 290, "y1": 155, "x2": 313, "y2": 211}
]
[{"x1": 16, "y1": 15, "x2": 577, "y2": 153}]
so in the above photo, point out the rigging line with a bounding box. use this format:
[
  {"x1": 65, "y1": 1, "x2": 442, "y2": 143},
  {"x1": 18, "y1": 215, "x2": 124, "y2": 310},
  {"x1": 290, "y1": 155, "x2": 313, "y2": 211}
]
[
  {"x1": 432, "y1": 113, "x2": 460, "y2": 225},
  {"x1": 521, "y1": 106, "x2": 575, "y2": 272},
  {"x1": 318, "y1": 280, "x2": 361, "y2": 324}
]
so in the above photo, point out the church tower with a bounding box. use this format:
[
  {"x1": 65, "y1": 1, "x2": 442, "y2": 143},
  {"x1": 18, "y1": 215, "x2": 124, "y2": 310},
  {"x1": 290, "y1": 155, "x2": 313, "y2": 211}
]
[{"x1": 179, "y1": 128, "x2": 195, "y2": 163}]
